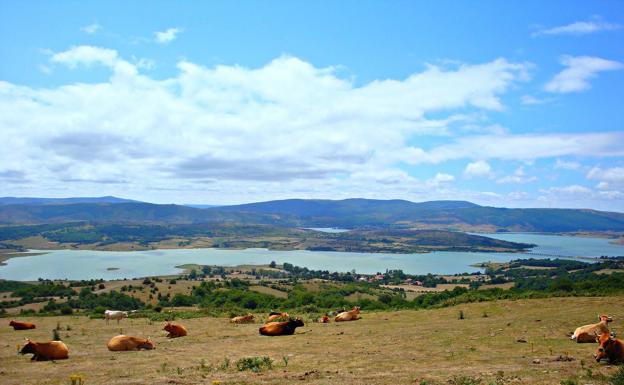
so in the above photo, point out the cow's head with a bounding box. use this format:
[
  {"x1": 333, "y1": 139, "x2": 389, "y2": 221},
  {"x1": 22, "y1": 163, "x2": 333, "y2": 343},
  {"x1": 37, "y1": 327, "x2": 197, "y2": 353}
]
[
  {"x1": 599, "y1": 315, "x2": 613, "y2": 323},
  {"x1": 20, "y1": 339, "x2": 35, "y2": 355},
  {"x1": 595, "y1": 332, "x2": 614, "y2": 362},
  {"x1": 291, "y1": 317, "x2": 305, "y2": 327},
  {"x1": 163, "y1": 322, "x2": 173, "y2": 332},
  {"x1": 139, "y1": 338, "x2": 155, "y2": 350},
  {"x1": 352, "y1": 306, "x2": 361, "y2": 313},
  {"x1": 9, "y1": 320, "x2": 15, "y2": 326}
]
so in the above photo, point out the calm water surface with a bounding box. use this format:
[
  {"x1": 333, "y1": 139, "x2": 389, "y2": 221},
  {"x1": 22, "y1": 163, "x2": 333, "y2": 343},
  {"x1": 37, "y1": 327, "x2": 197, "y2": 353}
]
[{"x1": 0, "y1": 233, "x2": 622, "y2": 281}]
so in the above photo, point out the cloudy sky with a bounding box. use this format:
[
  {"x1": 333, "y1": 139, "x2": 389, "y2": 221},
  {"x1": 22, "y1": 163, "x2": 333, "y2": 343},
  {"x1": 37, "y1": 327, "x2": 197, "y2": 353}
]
[{"x1": 1, "y1": 1, "x2": 623, "y2": 210}]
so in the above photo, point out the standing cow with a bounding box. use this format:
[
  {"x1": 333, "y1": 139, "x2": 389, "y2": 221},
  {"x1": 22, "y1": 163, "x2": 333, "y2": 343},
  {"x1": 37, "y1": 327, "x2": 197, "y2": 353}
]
[{"x1": 104, "y1": 310, "x2": 128, "y2": 324}]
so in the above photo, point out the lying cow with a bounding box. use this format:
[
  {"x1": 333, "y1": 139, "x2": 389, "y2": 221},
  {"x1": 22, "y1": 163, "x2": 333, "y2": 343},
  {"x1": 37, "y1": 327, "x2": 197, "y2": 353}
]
[
  {"x1": 595, "y1": 332, "x2": 624, "y2": 364},
  {"x1": 164, "y1": 322, "x2": 188, "y2": 338},
  {"x1": 267, "y1": 311, "x2": 289, "y2": 322},
  {"x1": 571, "y1": 315, "x2": 613, "y2": 343},
  {"x1": 335, "y1": 306, "x2": 361, "y2": 322},
  {"x1": 104, "y1": 310, "x2": 128, "y2": 324},
  {"x1": 9, "y1": 320, "x2": 36, "y2": 330},
  {"x1": 107, "y1": 335, "x2": 155, "y2": 351},
  {"x1": 20, "y1": 339, "x2": 69, "y2": 361},
  {"x1": 259, "y1": 318, "x2": 304, "y2": 336},
  {"x1": 230, "y1": 313, "x2": 254, "y2": 324},
  {"x1": 320, "y1": 315, "x2": 330, "y2": 323}
]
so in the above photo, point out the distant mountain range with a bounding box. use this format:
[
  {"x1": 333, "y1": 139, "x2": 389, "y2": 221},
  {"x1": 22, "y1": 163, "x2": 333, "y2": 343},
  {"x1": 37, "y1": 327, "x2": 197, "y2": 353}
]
[
  {"x1": 0, "y1": 197, "x2": 623, "y2": 232},
  {"x1": 0, "y1": 196, "x2": 139, "y2": 205}
]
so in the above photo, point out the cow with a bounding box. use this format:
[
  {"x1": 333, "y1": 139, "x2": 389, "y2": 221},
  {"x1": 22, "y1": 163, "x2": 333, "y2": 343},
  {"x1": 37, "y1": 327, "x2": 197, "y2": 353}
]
[
  {"x1": 9, "y1": 320, "x2": 36, "y2": 330},
  {"x1": 595, "y1": 332, "x2": 624, "y2": 364},
  {"x1": 259, "y1": 318, "x2": 305, "y2": 336},
  {"x1": 104, "y1": 310, "x2": 128, "y2": 324},
  {"x1": 230, "y1": 313, "x2": 254, "y2": 324},
  {"x1": 163, "y1": 322, "x2": 188, "y2": 338},
  {"x1": 107, "y1": 335, "x2": 155, "y2": 351},
  {"x1": 320, "y1": 315, "x2": 330, "y2": 323},
  {"x1": 571, "y1": 315, "x2": 613, "y2": 343},
  {"x1": 335, "y1": 306, "x2": 361, "y2": 322},
  {"x1": 267, "y1": 311, "x2": 289, "y2": 322},
  {"x1": 19, "y1": 339, "x2": 69, "y2": 361}
]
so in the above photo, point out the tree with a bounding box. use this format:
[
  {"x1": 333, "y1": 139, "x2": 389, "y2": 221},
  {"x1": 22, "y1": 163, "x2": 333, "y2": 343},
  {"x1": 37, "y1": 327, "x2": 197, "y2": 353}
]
[{"x1": 269, "y1": 261, "x2": 277, "y2": 268}]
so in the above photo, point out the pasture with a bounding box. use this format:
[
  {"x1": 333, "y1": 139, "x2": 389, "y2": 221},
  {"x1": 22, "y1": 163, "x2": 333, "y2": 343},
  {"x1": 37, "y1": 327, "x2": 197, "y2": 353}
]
[{"x1": 1, "y1": 296, "x2": 622, "y2": 384}]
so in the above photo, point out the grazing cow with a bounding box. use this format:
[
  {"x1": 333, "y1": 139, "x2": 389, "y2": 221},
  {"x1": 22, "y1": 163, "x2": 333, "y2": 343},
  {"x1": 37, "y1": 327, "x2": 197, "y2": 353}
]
[
  {"x1": 571, "y1": 315, "x2": 613, "y2": 343},
  {"x1": 163, "y1": 322, "x2": 188, "y2": 338},
  {"x1": 107, "y1": 335, "x2": 155, "y2": 351},
  {"x1": 320, "y1": 315, "x2": 330, "y2": 323},
  {"x1": 595, "y1": 332, "x2": 624, "y2": 364},
  {"x1": 267, "y1": 311, "x2": 289, "y2": 322},
  {"x1": 335, "y1": 306, "x2": 361, "y2": 322},
  {"x1": 104, "y1": 310, "x2": 128, "y2": 324},
  {"x1": 9, "y1": 320, "x2": 36, "y2": 330},
  {"x1": 230, "y1": 313, "x2": 254, "y2": 324},
  {"x1": 20, "y1": 339, "x2": 69, "y2": 361},
  {"x1": 259, "y1": 318, "x2": 304, "y2": 336}
]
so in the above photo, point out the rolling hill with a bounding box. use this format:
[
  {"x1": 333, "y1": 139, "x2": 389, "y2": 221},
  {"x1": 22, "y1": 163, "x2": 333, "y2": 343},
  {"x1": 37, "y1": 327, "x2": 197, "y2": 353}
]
[{"x1": 0, "y1": 198, "x2": 623, "y2": 232}]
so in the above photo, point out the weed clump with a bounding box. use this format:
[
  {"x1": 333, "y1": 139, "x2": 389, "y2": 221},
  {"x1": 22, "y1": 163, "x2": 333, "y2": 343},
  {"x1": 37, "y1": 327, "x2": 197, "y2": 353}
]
[{"x1": 235, "y1": 356, "x2": 273, "y2": 373}]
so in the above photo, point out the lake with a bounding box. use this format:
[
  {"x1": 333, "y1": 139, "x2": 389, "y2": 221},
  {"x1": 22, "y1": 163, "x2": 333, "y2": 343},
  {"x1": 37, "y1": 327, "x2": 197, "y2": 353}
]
[{"x1": 0, "y1": 233, "x2": 622, "y2": 281}]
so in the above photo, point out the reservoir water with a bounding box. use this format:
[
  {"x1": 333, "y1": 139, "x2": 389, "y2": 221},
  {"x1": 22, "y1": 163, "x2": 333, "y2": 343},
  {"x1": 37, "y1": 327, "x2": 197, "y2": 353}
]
[{"x1": 0, "y1": 233, "x2": 622, "y2": 281}]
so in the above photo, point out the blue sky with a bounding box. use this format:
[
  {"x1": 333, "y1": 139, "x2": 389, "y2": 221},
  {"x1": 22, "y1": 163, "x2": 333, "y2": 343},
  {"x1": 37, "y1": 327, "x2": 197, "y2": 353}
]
[{"x1": 1, "y1": 1, "x2": 623, "y2": 210}]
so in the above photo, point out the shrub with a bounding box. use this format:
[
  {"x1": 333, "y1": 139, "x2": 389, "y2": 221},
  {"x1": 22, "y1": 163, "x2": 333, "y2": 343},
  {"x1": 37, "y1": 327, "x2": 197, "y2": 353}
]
[
  {"x1": 236, "y1": 356, "x2": 273, "y2": 373},
  {"x1": 610, "y1": 366, "x2": 624, "y2": 385}
]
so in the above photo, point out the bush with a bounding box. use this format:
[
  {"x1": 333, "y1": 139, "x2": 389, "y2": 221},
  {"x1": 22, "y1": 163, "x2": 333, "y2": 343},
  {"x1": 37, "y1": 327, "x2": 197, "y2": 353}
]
[
  {"x1": 60, "y1": 305, "x2": 73, "y2": 315},
  {"x1": 236, "y1": 356, "x2": 273, "y2": 372}
]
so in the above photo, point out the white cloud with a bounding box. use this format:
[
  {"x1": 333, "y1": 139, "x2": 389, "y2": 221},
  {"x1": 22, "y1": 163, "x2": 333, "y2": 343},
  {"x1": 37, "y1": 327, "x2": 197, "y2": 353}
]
[
  {"x1": 496, "y1": 166, "x2": 537, "y2": 184},
  {"x1": 2, "y1": 46, "x2": 623, "y2": 209},
  {"x1": 521, "y1": 95, "x2": 552, "y2": 105},
  {"x1": 545, "y1": 55, "x2": 623, "y2": 93},
  {"x1": 426, "y1": 173, "x2": 455, "y2": 187},
  {"x1": 545, "y1": 185, "x2": 593, "y2": 195},
  {"x1": 154, "y1": 28, "x2": 181, "y2": 44},
  {"x1": 554, "y1": 159, "x2": 581, "y2": 170},
  {"x1": 51, "y1": 45, "x2": 119, "y2": 68},
  {"x1": 587, "y1": 166, "x2": 624, "y2": 188},
  {"x1": 532, "y1": 19, "x2": 620, "y2": 37},
  {"x1": 81, "y1": 22, "x2": 101, "y2": 34},
  {"x1": 463, "y1": 160, "x2": 492, "y2": 179}
]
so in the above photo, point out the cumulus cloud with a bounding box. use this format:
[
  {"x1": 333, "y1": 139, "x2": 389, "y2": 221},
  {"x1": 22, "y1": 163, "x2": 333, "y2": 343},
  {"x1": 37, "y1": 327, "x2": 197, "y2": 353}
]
[
  {"x1": 545, "y1": 55, "x2": 623, "y2": 93},
  {"x1": 2, "y1": 45, "x2": 623, "y2": 208},
  {"x1": 154, "y1": 28, "x2": 181, "y2": 43},
  {"x1": 587, "y1": 167, "x2": 624, "y2": 191},
  {"x1": 532, "y1": 19, "x2": 620, "y2": 37},
  {"x1": 463, "y1": 161, "x2": 492, "y2": 179}
]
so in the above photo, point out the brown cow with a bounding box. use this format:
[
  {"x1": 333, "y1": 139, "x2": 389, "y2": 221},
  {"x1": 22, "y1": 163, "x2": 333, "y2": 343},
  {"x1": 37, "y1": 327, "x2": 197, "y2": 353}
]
[
  {"x1": 571, "y1": 315, "x2": 613, "y2": 343},
  {"x1": 230, "y1": 313, "x2": 254, "y2": 324},
  {"x1": 267, "y1": 312, "x2": 289, "y2": 322},
  {"x1": 9, "y1": 320, "x2": 36, "y2": 330},
  {"x1": 335, "y1": 306, "x2": 361, "y2": 322},
  {"x1": 20, "y1": 339, "x2": 68, "y2": 361},
  {"x1": 320, "y1": 315, "x2": 330, "y2": 323},
  {"x1": 107, "y1": 335, "x2": 155, "y2": 351},
  {"x1": 164, "y1": 322, "x2": 188, "y2": 338},
  {"x1": 259, "y1": 318, "x2": 304, "y2": 336},
  {"x1": 595, "y1": 332, "x2": 624, "y2": 364}
]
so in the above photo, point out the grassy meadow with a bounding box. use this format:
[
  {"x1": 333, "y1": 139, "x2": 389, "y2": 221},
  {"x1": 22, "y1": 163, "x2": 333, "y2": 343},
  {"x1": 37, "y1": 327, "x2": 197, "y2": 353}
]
[{"x1": 1, "y1": 296, "x2": 622, "y2": 385}]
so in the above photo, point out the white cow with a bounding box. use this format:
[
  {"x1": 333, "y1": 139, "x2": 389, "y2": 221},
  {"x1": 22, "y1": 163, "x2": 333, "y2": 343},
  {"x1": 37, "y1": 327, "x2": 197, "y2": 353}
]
[{"x1": 104, "y1": 310, "x2": 128, "y2": 324}]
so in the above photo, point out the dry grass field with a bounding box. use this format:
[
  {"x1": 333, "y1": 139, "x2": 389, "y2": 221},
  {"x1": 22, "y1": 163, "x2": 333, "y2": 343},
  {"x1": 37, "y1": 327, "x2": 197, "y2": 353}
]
[{"x1": 1, "y1": 296, "x2": 622, "y2": 385}]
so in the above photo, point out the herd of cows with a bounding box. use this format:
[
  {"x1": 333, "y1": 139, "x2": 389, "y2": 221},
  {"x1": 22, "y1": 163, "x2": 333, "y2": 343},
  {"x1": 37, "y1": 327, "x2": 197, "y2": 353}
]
[{"x1": 6, "y1": 308, "x2": 624, "y2": 365}]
